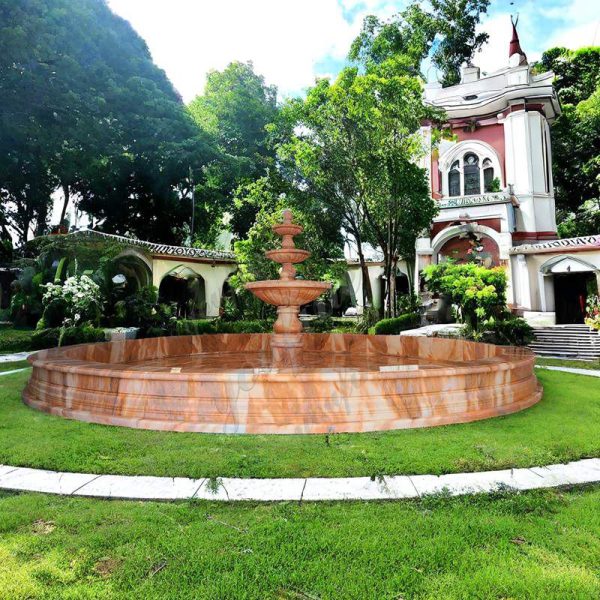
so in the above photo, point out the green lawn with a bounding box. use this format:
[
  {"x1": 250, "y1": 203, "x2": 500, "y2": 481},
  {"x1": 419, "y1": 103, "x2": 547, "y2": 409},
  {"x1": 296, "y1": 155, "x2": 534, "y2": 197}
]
[
  {"x1": 0, "y1": 360, "x2": 30, "y2": 373},
  {"x1": 1, "y1": 368, "x2": 599, "y2": 478},
  {"x1": 0, "y1": 487, "x2": 598, "y2": 599},
  {"x1": 536, "y1": 356, "x2": 600, "y2": 370}
]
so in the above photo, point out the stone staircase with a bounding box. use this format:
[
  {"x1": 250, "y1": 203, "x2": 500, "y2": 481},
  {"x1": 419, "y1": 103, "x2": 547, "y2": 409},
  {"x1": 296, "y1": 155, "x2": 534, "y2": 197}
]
[{"x1": 529, "y1": 324, "x2": 600, "y2": 360}]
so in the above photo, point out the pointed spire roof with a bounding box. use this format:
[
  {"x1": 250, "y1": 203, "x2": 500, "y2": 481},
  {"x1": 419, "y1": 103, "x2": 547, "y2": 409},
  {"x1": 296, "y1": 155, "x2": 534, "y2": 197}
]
[{"x1": 509, "y1": 16, "x2": 528, "y2": 65}]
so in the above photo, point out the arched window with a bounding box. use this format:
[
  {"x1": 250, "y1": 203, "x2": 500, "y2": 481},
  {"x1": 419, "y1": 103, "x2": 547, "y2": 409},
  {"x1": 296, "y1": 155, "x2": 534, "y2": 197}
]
[
  {"x1": 483, "y1": 158, "x2": 494, "y2": 192},
  {"x1": 463, "y1": 153, "x2": 480, "y2": 195},
  {"x1": 443, "y1": 148, "x2": 501, "y2": 198},
  {"x1": 448, "y1": 160, "x2": 460, "y2": 197}
]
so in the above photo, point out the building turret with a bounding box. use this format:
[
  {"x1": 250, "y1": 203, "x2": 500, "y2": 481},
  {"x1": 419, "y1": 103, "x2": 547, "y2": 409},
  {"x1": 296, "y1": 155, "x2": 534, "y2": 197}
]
[{"x1": 509, "y1": 16, "x2": 528, "y2": 67}]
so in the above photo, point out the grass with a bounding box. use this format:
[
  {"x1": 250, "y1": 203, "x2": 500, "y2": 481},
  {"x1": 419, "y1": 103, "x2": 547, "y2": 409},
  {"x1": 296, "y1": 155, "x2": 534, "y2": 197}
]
[
  {"x1": 536, "y1": 357, "x2": 600, "y2": 371},
  {"x1": 0, "y1": 360, "x2": 30, "y2": 373},
  {"x1": 0, "y1": 486, "x2": 599, "y2": 598},
  {"x1": 0, "y1": 368, "x2": 599, "y2": 478}
]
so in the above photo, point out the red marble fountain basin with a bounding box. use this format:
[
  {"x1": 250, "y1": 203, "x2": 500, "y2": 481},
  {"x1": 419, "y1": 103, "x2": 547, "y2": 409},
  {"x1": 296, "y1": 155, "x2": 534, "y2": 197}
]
[
  {"x1": 22, "y1": 334, "x2": 541, "y2": 434},
  {"x1": 244, "y1": 280, "x2": 331, "y2": 306}
]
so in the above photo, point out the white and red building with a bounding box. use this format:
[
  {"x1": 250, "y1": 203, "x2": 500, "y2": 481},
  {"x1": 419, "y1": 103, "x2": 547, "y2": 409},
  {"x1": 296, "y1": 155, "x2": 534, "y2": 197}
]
[{"x1": 414, "y1": 22, "x2": 600, "y2": 326}]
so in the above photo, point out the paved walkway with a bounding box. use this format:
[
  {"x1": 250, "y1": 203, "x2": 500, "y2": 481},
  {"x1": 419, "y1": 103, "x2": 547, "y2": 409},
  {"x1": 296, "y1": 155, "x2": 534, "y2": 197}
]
[
  {"x1": 0, "y1": 351, "x2": 33, "y2": 363},
  {"x1": 0, "y1": 459, "x2": 598, "y2": 501},
  {"x1": 535, "y1": 365, "x2": 600, "y2": 378}
]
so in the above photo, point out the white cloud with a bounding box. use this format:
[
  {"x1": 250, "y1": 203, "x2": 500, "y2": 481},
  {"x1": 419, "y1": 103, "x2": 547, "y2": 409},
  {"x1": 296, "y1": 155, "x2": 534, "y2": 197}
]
[
  {"x1": 473, "y1": 0, "x2": 600, "y2": 76},
  {"x1": 107, "y1": 0, "x2": 399, "y2": 102}
]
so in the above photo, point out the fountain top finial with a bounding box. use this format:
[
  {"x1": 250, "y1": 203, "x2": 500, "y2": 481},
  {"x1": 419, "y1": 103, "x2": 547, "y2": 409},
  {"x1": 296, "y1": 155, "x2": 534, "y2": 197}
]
[{"x1": 282, "y1": 209, "x2": 293, "y2": 224}]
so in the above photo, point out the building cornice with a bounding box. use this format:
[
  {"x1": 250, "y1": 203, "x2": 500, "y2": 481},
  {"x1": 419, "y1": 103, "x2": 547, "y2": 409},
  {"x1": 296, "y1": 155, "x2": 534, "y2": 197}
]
[
  {"x1": 509, "y1": 235, "x2": 600, "y2": 255},
  {"x1": 69, "y1": 229, "x2": 237, "y2": 262}
]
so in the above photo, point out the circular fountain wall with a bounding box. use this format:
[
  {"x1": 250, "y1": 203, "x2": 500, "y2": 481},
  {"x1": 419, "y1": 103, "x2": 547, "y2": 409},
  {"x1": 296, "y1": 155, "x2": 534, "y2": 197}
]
[{"x1": 23, "y1": 334, "x2": 541, "y2": 434}]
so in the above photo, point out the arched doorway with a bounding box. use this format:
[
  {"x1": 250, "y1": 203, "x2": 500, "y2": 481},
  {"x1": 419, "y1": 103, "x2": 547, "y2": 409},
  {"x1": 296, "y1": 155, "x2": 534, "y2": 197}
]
[
  {"x1": 438, "y1": 231, "x2": 500, "y2": 267},
  {"x1": 158, "y1": 267, "x2": 206, "y2": 319},
  {"x1": 330, "y1": 272, "x2": 357, "y2": 316},
  {"x1": 540, "y1": 256, "x2": 599, "y2": 324},
  {"x1": 112, "y1": 253, "x2": 152, "y2": 293}
]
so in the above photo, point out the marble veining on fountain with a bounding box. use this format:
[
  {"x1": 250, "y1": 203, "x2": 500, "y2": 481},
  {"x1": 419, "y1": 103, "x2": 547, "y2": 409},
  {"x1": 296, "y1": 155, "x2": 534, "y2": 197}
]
[{"x1": 22, "y1": 209, "x2": 542, "y2": 434}]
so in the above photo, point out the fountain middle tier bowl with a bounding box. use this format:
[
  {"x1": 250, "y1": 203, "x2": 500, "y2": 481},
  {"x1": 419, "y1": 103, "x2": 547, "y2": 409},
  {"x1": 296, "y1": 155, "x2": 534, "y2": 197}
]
[
  {"x1": 265, "y1": 248, "x2": 310, "y2": 264},
  {"x1": 23, "y1": 334, "x2": 542, "y2": 434},
  {"x1": 244, "y1": 280, "x2": 331, "y2": 306}
]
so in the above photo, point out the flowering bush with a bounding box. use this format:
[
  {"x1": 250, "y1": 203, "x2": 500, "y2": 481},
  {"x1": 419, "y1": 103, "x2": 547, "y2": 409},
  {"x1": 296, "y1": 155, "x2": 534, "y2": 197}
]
[
  {"x1": 423, "y1": 262, "x2": 507, "y2": 330},
  {"x1": 585, "y1": 294, "x2": 600, "y2": 331},
  {"x1": 42, "y1": 275, "x2": 103, "y2": 327}
]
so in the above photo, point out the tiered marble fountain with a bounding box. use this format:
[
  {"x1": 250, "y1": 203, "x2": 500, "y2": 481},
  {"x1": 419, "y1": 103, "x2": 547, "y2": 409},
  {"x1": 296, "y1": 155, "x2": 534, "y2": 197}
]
[
  {"x1": 245, "y1": 209, "x2": 331, "y2": 367},
  {"x1": 23, "y1": 210, "x2": 541, "y2": 434}
]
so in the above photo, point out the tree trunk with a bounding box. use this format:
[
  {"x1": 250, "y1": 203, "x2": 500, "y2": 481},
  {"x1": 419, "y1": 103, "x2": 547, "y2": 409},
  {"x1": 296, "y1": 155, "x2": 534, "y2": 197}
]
[
  {"x1": 59, "y1": 183, "x2": 70, "y2": 226},
  {"x1": 354, "y1": 232, "x2": 373, "y2": 307}
]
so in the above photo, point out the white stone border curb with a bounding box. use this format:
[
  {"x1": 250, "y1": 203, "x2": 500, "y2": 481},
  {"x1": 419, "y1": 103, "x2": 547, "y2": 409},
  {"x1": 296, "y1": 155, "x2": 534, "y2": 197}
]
[{"x1": 0, "y1": 459, "x2": 599, "y2": 502}]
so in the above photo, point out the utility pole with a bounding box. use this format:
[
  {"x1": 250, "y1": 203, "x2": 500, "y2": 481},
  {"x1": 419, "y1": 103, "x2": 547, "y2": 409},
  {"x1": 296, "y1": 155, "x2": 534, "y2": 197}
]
[{"x1": 189, "y1": 166, "x2": 195, "y2": 246}]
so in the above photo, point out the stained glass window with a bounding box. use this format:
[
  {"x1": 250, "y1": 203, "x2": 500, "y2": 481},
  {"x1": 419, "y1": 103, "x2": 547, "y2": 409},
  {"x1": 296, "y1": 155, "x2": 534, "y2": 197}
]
[
  {"x1": 448, "y1": 160, "x2": 460, "y2": 197},
  {"x1": 483, "y1": 158, "x2": 494, "y2": 192},
  {"x1": 463, "y1": 153, "x2": 480, "y2": 195}
]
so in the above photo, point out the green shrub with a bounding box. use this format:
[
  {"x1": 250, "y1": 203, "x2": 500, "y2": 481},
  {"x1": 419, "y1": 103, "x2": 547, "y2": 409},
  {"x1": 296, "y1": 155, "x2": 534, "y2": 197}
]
[
  {"x1": 30, "y1": 328, "x2": 60, "y2": 350},
  {"x1": 61, "y1": 326, "x2": 106, "y2": 346},
  {"x1": 172, "y1": 319, "x2": 273, "y2": 336},
  {"x1": 0, "y1": 328, "x2": 34, "y2": 353},
  {"x1": 305, "y1": 316, "x2": 334, "y2": 333},
  {"x1": 175, "y1": 319, "x2": 217, "y2": 336},
  {"x1": 215, "y1": 319, "x2": 273, "y2": 334},
  {"x1": 423, "y1": 262, "x2": 507, "y2": 330},
  {"x1": 480, "y1": 316, "x2": 534, "y2": 347},
  {"x1": 30, "y1": 326, "x2": 106, "y2": 350},
  {"x1": 373, "y1": 313, "x2": 421, "y2": 335},
  {"x1": 355, "y1": 306, "x2": 380, "y2": 334}
]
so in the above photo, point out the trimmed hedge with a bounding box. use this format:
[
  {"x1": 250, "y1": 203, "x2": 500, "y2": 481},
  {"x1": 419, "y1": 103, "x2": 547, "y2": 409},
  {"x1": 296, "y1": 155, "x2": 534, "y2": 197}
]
[
  {"x1": 0, "y1": 327, "x2": 34, "y2": 353},
  {"x1": 30, "y1": 326, "x2": 106, "y2": 350},
  {"x1": 373, "y1": 313, "x2": 421, "y2": 335},
  {"x1": 174, "y1": 319, "x2": 273, "y2": 336}
]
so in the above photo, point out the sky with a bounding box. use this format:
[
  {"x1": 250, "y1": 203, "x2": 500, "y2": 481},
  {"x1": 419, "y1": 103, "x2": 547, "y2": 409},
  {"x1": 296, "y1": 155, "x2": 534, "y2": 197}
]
[{"x1": 106, "y1": 0, "x2": 600, "y2": 103}]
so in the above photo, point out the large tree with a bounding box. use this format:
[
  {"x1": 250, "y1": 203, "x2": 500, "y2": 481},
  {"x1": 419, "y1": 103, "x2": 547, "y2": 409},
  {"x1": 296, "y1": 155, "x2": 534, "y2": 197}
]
[
  {"x1": 0, "y1": 0, "x2": 212, "y2": 245},
  {"x1": 188, "y1": 61, "x2": 278, "y2": 242},
  {"x1": 349, "y1": 0, "x2": 491, "y2": 86},
  {"x1": 277, "y1": 59, "x2": 440, "y2": 316},
  {"x1": 534, "y1": 47, "x2": 600, "y2": 237}
]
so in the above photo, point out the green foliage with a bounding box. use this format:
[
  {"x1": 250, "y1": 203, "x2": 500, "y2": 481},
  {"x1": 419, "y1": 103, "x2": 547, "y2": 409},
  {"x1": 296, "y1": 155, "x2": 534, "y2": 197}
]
[
  {"x1": 534, "y1": 47, "x2": 600, "y2": 236},
  {"x1": 173, "y1": 319, "x2": 273, "y2": 336},
  {"x1": 9, "y1": 267, "x2": 44, "y2": 326},
  {"x1": 277, "y1": 62, "x2": 439, "y2": 315},
  {"x1": 0, "y1": 0, "x2": 212, "y2": 244},
  {"x1": 0, "y1": 327, "x2": 34, "y2": 353},
  {"x1": 41, "y1": 275, "x2": 103, "y2": 327},
  {"x1": 423, "y1": 262, "x2": 507, "y2": 330},
  {"x1": 355, "y1": 306, "x2": 381, "y2": 334},
  {"x1": 230, "y1": 195, "x2": 344, "y2": 319},
  {"x1": 188, "y1": 61, "x2": 278, "y2": 242},
  {"x1": 29, "y1": 328, "x2": 60, "y2": 350},
  {"x1": 479, "y1": 316, "x2": 534, "y2": 347},
  {"x1": 373, "y1": 312, "x2": 421, "y2": 335},
  {"x1": 349, "y1": 1, "x2": 491, "y2": 86}
]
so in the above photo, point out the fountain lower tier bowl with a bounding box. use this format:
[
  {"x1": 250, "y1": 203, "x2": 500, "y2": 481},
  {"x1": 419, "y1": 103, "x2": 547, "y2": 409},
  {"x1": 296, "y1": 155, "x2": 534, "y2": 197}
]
[
  {"x1": 244, "y1": 280, "x2": 331, "y2": 306},
  {"x1": 23, "y1": 334, "x2": 541, "y2": 434}
]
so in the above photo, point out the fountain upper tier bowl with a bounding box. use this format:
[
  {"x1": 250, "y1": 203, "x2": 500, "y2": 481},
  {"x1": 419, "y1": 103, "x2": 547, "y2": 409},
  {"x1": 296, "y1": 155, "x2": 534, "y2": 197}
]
[
  {"x1": 23, "y1": 333, "x2": 541, "y2": 434},
  {"x1": 245, "y1": 280, "x2": 331, "y2": 306}
]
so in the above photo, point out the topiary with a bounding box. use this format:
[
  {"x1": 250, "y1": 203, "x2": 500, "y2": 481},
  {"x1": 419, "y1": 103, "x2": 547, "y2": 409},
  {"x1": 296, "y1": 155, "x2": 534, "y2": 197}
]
[{"x1": 373, "y1": 312, "x2": 421, "y2": 335}]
